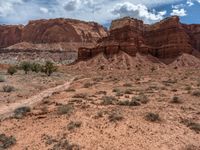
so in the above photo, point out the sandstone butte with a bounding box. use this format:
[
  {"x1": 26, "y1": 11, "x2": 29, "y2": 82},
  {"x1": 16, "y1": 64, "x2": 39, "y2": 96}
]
[
  {"x1": 0, "y1": 18, "x2": 107, "y2": 51},
  {"x1": 78, "y1": 16, "x2": 200, "y2": 63}
]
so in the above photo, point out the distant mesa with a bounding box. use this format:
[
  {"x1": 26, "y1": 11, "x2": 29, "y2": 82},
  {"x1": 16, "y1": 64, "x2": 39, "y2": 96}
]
[
  {"x1": 78, "y1": 16, "x2": 200, "y2": 65},
  {"x1": 0, "y1": 16, "x2": 200, "y2": 66}
]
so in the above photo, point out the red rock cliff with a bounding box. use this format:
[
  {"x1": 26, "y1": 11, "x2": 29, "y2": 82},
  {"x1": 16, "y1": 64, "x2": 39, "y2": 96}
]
[
  {"x1": 78, "y1": 16, "x2": 200, "y2": 61},
  {"x1": 0, "y1": 18, "x2": 107, "y2": 48}
]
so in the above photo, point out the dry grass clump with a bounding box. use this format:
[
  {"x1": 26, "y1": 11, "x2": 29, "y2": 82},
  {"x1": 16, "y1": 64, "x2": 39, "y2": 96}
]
[
  {"x1": 101, "y1": 96, "x2": 118, "y2": 105},
  {"x1": 181, "y1": 119, "x2": 200, "y2": 133},
  {"x1": 57, "y1": 104, "x2": 74, "y2": 115},
  {"x1": 108, "y1": 112, "x2": 123, "y2": 122},
  {"x1": 14, "y1": 106, "x2": 31, "y2": 119},
  {"x1": 67, "y1": 121, "x2": 82, "y2": 131},
  {"x1": 145, "y1": 112, "x2": 160, "y2": 122},
  {"x1": 2, "y1": 85, "x2": 15, "y2": 93},
  {"x1": 192, "y1": 90, "x2": 200, "y2": 97},
  {"x1": 0, "y1": 134, "x2": 16, "y2": 149}
]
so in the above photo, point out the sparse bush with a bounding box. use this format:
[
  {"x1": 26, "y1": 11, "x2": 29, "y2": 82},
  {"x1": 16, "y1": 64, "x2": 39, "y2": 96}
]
[
  {"x1": 0, "y1": 75, "x2": 5, "y2": 82},
  {"x1": 145, "y1": 112, "x2": 160, "y2": 122},
  {"x1": 94, "y1": 111, "x2": 104, "y2": 119},
  {"x1": 0, "y1": 134, "x2": 16, "y2": 149},
  {"x1": 65, "y1": 88, "x2": 76, "y2": 92},
  {"x1": 43, "y1": 135, "x2": 80, "y2": 150},
  {"x1": 133, "y1": 93, "x2": 149, "y2": 104},
  {"x1": 52, "y1": 139, "x2": 80, "y2": 150},
  {"x1": 101, "y1": 96, "x2": 118, "y2": 105},
  {"x1": 14, "y1": 106, "x2": 31, "y2": 119},
  {"x1": 57, "y1": 104, "x2": 73, "y2": 115},
  {"x1": 67, "y1": 121, "x2": 82, "y2": 131},
  {"x1": 96, "y1": 91, "x2": 107, "y2": 95},
  {"x1": 20, "y1": 61, "x2": 32, "y2": 74},
  {"x1": 171, "y1": 96, "x2": 181, "y2": 104},
  {"x1": 7, "y1": 66, "x2": 17, "y2": 75},
  {"x1": 117, "y1": 99, "x2": 141, "y2": 106},
  {"x1": 108, "y1": 112, "x2": 123, "y2": 122},
  {"x1": 181, "y1": 119, "x2": 200, "y2": 133},
  {"x1": 31, "y1": 63, "x2": 42, "y2": 73},
  {"x1": 42, "y1": 61, "x2": 57, "y2": 76},
  {"x1": 112, "y1": 88, "x2": 120, "y2": 93},
  {"x1": 123, "y1": 83, "x2": 132, "y2": 87},
  {"x1": 124, "y1": 89, "x2": 133, "y2": 94},
  {"x1": 73, "y1": 93, "x2": 87, "y2": 99},
  {"x1": 2, "y1": 85, "x2": 15, "y2": 93},
  {"x1": 83, "y1": 82, "x2": 93, "y2": 88},
  {"x1": 192, "y1": 90, "x2": 200, "y2": 97}
]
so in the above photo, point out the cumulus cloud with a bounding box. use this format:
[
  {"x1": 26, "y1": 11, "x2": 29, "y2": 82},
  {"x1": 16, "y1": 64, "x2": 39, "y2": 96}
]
[
  {"x1": 170, "y1": 8, "x2": 187, "y2": 16},
  {"x1": 112, "y1": 2, "x2": 167, "y2": 23},
  {"x1": 0, "y1": 0, "x2": 196, "y2": 25},
  {"x1": 40, "y1": 7, "x2": 49, "y2": 14},
  {"x1": 187, "y1": 0, "x2": 194, "y2": 6}
]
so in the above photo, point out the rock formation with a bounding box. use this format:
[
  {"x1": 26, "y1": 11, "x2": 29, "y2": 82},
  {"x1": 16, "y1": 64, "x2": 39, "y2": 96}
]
[
  {"x1": 78, "y1": 16, "x2": 200, "y2": 63},
  {"x1": 0, "y1": 18, "x2": 107, "y2": 49},
  {"x1": 0, "y1": 18, "x2": 107, "y2": 64}
]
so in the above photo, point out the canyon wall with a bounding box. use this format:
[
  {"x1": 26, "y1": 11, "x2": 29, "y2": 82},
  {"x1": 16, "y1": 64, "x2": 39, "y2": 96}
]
[
  {"x1": 78, "y1": 16, "x2": 200, "y2": 62},
  {"x1": 0, "y1": 18, "x2": 107, "y2": 50}
]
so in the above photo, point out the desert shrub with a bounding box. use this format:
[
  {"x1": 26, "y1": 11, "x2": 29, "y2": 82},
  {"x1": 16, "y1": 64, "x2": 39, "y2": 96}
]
[
  {"x1": 20, "y1": 61, "x2": 32, "y2": 74},
  {"x1": 108, "y1": 112, "x2": 123, "y2": 122},
  {"x1": 0, "y1": 75, "x2": 5, "y2": 82},
  {"x1": 133, "y1": 93, "x2": 149, "y2": 104},
  {"x1": 117, "y1": 99, "x2": 141, "y2": 106},
  {"x1": 124, "y1": 89, "x2": 133, "y2": 94},
  {"x1": 83, "y1": 82, "x2": 93, "y2": 88},
  {"x1": 145, "y1": 112, "x2": 160, "y2": 122},
  {"x1": 7, "y1": 66, "x2": 17, "y2": 75},
  {"x1": 67, "y1": 121, "x2": 82, "y2": 131},
  {"x1": 0, "y1": 134, "x2": 16, "y2": 149},
  {"x1": 65, "y1": 88, "x2": 76, "y2": 92},
  {"x1": 101, "y1": 96, "x2": 118, "y2": 105},
  {"x1": 192, "y1": 90, "x2": 200, "y2": 97},
  {"x1": 112, "y1": 88, "x2": 120, "y2": 93},
  {"x1": 123, "y1": 83, "x2": 132, "y2": 87},
  {"x1": 57, "y1": 104, "x2": 73, "y2": 115},
  {"x1": 185, "y1": 86, "x2": 192, "y2": 91},
  {"x1": 52, "y1": 139, "x2": 80, "y2": 150},
  {"x1": 43, "y1": 135, "x2": 80, "y2": 150},
  {"x1": 14, "y1": 106, "x2": 31, "y2": 119},
  {"x1": 93, "y1": 77, "x2": 103, "y2": 82},
  {"x1": 41, "y1": 61, "x2": 57, "y2": 76},
  {"x1": 181, "y1": 119, "x2": 200, "y2": 133},
  {"x1": 96, "y1": 91, "x2": 107, "y2": 95},
  {"x1": 94, "y1": 111, "x2": 104, "y2": 119},
  {"x1": 2, "y1": 85, "x2": 15, "y2": 93},
  {"x1": 31, "y1": 63, "x2": 42, "y2": 73},
  {"x1": 73, "y1": 93, "x2": 87, "y2": 99},
  {"x1": 171, "y1": 96, "x2": 181, "y2": 104}
]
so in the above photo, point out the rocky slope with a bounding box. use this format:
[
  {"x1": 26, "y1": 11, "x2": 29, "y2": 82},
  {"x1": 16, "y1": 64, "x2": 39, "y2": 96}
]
[
  {"x1": 0, "y1": 18, "x2": 107, "y2": 64},
  {"x1": 78, "y1": 16, "x2": 200, "y2": 65},
  {"x1": 0, "y1": 18, "x2": 107, "y2": 50}
]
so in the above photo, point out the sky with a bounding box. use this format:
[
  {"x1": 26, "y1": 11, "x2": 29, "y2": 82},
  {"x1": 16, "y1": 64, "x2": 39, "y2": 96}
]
[{"x1": 0, "y1": 0, "x2": 199, "y2": 26}]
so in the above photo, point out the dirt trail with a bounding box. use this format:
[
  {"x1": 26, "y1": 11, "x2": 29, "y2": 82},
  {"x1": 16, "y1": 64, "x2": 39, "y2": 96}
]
[{"x1": 0, "y1": 78, "x2": 74, "y2": 120}]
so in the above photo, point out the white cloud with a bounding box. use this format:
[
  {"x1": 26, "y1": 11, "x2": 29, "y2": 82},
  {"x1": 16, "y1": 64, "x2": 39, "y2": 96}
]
[
  {"x1": 196, "y1": 0, "x2": 200, "y2": 3},
  {"x1": 111, "y1": 2, "x2": 167, "y2": 23},
  {"x1": 40, "y1": 7, "x2": 49, "y2": 14},
  {"x1": 0, "y1": 0, "x2": 187, "y2": 25},
  {"x1": 170, "y1": 8, "x2": 187, "y2": 16},
  {"x1": 187, "y1": 0, "x2": 194, "y2": 6}
]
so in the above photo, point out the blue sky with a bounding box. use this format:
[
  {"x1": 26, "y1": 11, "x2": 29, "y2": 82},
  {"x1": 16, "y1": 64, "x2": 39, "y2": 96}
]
[{"x1": 0, "y1": 0, "x2": 199, "y2": 26}]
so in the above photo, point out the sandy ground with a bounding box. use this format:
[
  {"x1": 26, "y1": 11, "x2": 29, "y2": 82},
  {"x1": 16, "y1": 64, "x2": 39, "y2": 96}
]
[{"x1": 0, "y1": 65, "x2": 199, "y2": 150}]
